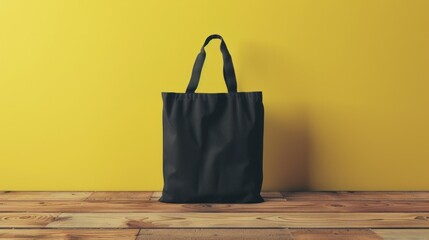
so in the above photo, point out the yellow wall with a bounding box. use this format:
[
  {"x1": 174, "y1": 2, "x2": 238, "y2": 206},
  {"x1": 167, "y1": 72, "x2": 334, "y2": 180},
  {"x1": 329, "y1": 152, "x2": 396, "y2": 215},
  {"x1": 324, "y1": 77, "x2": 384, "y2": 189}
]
[{"x1": 1, "y1": 0, "x2": 428, "y2": 191}]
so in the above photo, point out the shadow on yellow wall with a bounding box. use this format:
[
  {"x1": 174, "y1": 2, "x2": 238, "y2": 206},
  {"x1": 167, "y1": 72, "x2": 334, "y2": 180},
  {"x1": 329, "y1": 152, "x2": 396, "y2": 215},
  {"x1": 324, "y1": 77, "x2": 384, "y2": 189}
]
[
  {"x1": 264, "y1": 111, "x2": 311, "y2": 191},
  {"x1": 242, "y1": 44, "x2": 311, "y2": 190}
]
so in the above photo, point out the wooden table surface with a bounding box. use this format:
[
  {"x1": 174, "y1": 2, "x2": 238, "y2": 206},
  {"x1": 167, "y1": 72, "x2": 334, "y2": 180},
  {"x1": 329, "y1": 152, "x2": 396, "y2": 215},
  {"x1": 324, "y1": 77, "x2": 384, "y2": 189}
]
[{"x1": 1, "y1": 191, "x2": 429, "y2": 239}]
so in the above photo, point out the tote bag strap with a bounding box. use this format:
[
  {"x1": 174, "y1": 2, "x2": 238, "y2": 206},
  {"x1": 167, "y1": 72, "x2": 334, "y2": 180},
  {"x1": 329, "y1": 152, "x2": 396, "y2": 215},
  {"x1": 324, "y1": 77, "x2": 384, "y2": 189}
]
[{"x1": 186, "y1": 34, "x2": 238, "y2": 93}]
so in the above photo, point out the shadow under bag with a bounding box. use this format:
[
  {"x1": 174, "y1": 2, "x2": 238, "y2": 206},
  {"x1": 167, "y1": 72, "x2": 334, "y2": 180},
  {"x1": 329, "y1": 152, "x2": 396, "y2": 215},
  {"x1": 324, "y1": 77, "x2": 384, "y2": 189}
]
[{"x1": 160, "y1": 34, "x2": 264, "y2": 203}]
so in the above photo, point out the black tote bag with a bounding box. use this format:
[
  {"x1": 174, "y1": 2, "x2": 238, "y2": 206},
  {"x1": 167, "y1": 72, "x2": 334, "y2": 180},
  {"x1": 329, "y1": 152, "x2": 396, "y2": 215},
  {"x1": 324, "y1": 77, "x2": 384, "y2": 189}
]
[{"x1": 160, "y1": 34, "x2": 264, "y2": 203}]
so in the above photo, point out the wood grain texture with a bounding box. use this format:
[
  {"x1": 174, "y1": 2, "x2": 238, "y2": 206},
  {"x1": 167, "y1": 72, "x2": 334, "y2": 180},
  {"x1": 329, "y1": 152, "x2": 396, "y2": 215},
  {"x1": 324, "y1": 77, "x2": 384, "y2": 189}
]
[
  {"x1": 262, "y1": 192, "x2": 284, "y2": 198},
  {"x1": 137, "y1": 229, "x2": 292, "y2": 240},
  {"x1": 372, "y1": 229, "x2": 429, "y2": 240},
  {"x1": 0, "y1": 213, "x2": 60, "y2": 228},
  {"x1": 289, "y1": 229, "x2": 382, "y2": 240},
  {"x1": 150, "y1": 191, "x2": 162, "y2": 201},
  {"x1": 282, "y1": 191, "x2": 429, "y2": 201},
  {"x1": 0, "y1": 191, "x2": 92, "y2": 201},
  {"x1": 0, "y1": 229, "x2": 139, "y2": 239},
  {"x1": 1, "y1": 192, "x2": 429, "y2": 239},
  {"x1": 2, "y1": 200, "x2": 429, "y2": 213},
  {"x1": 3, "y1": 229, "x2": 429, "y2": 240},
  {"x1": 2, "y1": 212, "x2": 428, "y2": 228},
  {"x1": 149, "y1": 192, "x2": 284, "y2": 201},
  {"x1": 86, "y1": 192, "x2": 152, "y2": 201}
]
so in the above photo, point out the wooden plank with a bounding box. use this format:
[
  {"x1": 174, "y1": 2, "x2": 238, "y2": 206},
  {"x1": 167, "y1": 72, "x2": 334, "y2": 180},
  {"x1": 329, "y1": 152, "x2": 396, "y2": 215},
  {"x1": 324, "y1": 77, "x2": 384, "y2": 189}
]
[
  {"x1": 0, "y1": 191, "x2": 92, "y2": 201},
  {"x1": 262, "y1": 192, "x2": 284, "y2": 198},
  {"x1": 0, "y1": 213, "x2": 59, "y2": 228},
  {"x1": 86, "y1": 192, "x2": 152, "y2": 201},
  {"x1": 150, "y1": 192, "x2": 162, "y2": 201},
  {"x1": 0, "y1": 229, "x2": 139, "y2": 239},
  {"x1": 3, "y1": 191, "x2": 428, "y2": 201},
  {"x1": 290, "y1": 229, "x2": 382, "y2": 240},
  {"x1": 2, "y1": 200, "x2": 429, "y2": 213},
  {"x1": 149, "y1": 192, "x2": 284, "y2": 201},
  {"x1": 0, "y1": 200, "x2": 288, "y2": 213},
  {"x1": 0, "y1": 212, "x2": 422, "y2": 228},
  {"x1": 282, "y1": 191, "x2": 429, "y2": 201},
  {"x1": 137, "y1": 229, "x2": 292, "y2": 240},
  {"x1": 372, "y1": 229, "x2": 429, "y2": 240},
  {"x1": 262, "y1": 192, "x2": 285, "y2": 201}
]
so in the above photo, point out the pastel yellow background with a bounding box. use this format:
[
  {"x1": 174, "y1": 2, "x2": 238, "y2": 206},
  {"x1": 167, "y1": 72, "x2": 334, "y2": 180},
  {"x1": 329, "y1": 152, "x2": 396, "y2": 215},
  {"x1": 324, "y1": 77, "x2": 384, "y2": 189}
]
[{"x1": 1, "y1": 0, "x2": 428, "y2": 191}]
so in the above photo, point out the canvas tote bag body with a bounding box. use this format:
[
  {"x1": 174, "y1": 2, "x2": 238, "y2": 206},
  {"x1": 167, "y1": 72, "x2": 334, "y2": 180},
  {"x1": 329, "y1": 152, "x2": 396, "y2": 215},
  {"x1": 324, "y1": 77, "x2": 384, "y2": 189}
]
[{"x1": 160, "y1": 34, "x2": 264, "y2": 203}]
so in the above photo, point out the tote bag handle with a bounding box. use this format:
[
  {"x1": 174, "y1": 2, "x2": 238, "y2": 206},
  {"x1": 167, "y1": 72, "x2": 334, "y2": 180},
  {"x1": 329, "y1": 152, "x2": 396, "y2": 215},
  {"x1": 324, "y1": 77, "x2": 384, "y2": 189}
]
[{"x1": 186, "y1": 34, "x2": 238, "y2": 93}]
